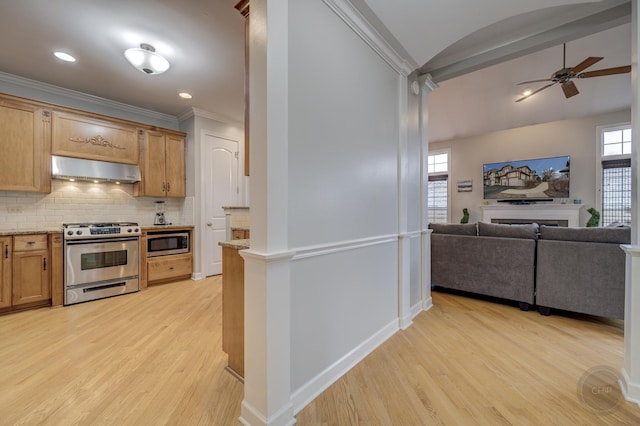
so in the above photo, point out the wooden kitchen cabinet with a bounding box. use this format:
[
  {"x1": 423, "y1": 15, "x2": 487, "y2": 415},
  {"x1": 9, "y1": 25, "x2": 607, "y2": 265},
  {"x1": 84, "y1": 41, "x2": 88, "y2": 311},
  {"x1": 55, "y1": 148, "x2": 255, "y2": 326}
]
[
  {"x1": 12, "y1": 234, "x2": 50, "y2": 306},
  {"x1": 0, "y1": 237, "x2": 11, "y2": 309},
  {"x1": 232, "y1": 229, "x2": 250, "y2": 240},
  {"x1": 147, "y1": 253, "x2": 193, "y2": 283},
  {"x1": 135, "y1": 130, "x2": 186, "y2": 198},
  {"x1": 0, "y1": 233, "x2": 59, "y2": 314},
  {"x1": 0, "y1": 96, "x2": 51, "y2": 193},
  {"x1": 51, "y1": 111, "x2": 140, "y2": 164},
  {"x1": 222, "y1": 245, "x2": 245, "y2": 379}
]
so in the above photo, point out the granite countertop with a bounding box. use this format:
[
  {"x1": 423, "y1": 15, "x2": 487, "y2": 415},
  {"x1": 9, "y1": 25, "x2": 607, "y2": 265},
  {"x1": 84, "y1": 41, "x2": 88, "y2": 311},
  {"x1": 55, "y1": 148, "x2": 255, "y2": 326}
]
[
  {"x1": 222, "y1": 206, "x2": 250, "y2": 210},
  {"x1": 231, "y1": 226, "x2": 250, "y2": 232},
  {"x1": 0, "y1": 228, "x2": 62, "y2": 235},
  {"x1": 219, "y1": 239, "x2": 250, "y2": 250}
]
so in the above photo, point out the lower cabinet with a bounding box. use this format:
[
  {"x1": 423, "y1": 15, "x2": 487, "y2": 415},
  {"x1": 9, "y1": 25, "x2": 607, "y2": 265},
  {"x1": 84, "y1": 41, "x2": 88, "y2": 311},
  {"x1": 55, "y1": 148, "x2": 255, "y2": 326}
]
[
  {"x1": 0, "y1": 237, "x2": 11, "y2": 309},
  {"x1": 0, "y1": 233, "x2": 61, "y2": 314},
  {"x1": 147, "y1": 253, "x2": 193, "y2": 283}
]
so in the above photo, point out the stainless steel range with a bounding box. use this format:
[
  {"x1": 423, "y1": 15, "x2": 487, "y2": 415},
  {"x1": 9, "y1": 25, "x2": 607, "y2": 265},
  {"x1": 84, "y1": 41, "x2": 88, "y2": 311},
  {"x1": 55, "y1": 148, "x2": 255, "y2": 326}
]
[{"x1": 63, "y1": 222, "x2": 141, "y2": 305}]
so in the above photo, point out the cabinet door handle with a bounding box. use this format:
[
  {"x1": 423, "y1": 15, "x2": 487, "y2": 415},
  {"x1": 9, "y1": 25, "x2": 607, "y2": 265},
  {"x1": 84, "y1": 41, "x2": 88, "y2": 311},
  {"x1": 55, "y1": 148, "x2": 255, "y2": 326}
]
[
  {"x1": 27, "y1": 241, "x2": 36, "y2": 245},
  {"x1": 4, "y1": 244, "x2": 7, "y2": 259},
  {"x1": 162, "y1": 182, "x2": 166, "y2": 192},
  {"x1": 43, "y1": 257, "x2": 47, "y2": 271},
  {"x1": 167, "y1": 182, "x2": 171, "y2": 193}
]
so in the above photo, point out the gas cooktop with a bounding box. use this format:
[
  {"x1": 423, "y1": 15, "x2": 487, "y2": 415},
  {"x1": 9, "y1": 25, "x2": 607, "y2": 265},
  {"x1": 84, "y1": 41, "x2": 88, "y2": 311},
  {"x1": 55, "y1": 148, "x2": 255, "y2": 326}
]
[{"x1": 63, "y1": 222, "x2": 141, "y2": 239}]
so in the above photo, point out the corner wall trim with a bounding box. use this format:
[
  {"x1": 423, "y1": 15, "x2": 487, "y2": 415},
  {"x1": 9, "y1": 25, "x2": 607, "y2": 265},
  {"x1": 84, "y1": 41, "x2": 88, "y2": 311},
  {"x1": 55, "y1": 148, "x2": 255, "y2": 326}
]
[
  {"x1": 322, "y1": 0, "x2": 413, "y2": 76},
  {"x1": 292, "y1": 234, "x2": 398, "y2": 261},
  {"x1": 620, "y1": 368, "x2": 640, "y2": 406},
  {"x1": 290, "y1": 318, "x2": 399, "y2": 414}
]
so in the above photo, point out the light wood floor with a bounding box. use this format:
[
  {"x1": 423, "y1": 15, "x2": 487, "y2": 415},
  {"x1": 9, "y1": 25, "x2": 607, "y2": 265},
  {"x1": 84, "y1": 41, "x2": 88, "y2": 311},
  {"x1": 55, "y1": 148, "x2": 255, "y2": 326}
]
[{"x1": 1, "y1": 279, "x2": 639, "y2": 425}]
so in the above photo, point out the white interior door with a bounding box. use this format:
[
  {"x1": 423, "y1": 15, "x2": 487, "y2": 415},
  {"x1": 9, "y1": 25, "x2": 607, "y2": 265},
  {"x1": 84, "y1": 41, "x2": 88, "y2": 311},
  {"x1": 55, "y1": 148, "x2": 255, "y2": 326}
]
[{"x1": 203, "y1": 133, "x2": 239, "y2": 276}]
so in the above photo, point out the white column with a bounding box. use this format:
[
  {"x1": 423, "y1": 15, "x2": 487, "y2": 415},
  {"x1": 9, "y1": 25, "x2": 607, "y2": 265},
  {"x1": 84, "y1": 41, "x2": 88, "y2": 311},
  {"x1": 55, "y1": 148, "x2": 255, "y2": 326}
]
[
  {"x1": 398, "y1": 73, "x2": 412, "y2": 330},
  {"x1": 239, "y1": 0, "x2": 296, "y2": 425},
  {"x1": 420, "y1": 74, "x2": 438, "y2": 311},
  {"x1": 621, "y1": 0, "x2": 640, "y2": 407}
]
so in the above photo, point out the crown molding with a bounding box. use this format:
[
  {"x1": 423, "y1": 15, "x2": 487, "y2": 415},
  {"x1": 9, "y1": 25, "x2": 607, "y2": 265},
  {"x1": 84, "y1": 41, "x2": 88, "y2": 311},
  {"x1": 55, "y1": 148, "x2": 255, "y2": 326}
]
[
  {"x1": 322, "y1": 0, "x2": 414, "y2": 76},
  {"x1": 0, "y1": 71, "x2": 179, "y2": 125},
  {"x1": 178, "y1": 107, "x2": 244, "y2": 127}
]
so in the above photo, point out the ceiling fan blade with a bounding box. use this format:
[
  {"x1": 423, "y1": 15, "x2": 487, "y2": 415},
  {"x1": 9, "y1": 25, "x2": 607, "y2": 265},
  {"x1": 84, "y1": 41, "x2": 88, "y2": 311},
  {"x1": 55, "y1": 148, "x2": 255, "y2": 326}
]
[
  {"x1": 578, "y1": 65, "x2": 631, "y2": 78},
  {"x1": 571, "y1": 56, "x2": 604, "y2": 73},
  {"x1": 515, "y1": 82, "x2": 557, "y2": 102},
  {"x1": 561, "y1": 81, "x2": 579, "y2": 98},
  {"x1": 516, "y1": 78, "x2": 554, "y2": 85}
]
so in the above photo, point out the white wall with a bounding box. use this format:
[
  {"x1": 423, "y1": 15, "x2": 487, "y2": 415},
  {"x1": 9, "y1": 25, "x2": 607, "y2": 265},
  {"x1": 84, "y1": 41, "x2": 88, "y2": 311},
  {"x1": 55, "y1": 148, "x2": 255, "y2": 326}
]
[
  {"x1": 286, "y1": 0, "x2": 403, "y2": 402},
  {"x1": 429, "y1": 108, "x2": 631, "y2": 226}
]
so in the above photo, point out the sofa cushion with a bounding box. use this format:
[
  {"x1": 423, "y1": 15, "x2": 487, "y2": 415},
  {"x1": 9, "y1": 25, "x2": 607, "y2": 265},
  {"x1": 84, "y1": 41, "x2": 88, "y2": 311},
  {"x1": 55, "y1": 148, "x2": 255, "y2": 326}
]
[
  {"x1": 477, "y1": 221, "x2": 539, "y2": 240},
  {"x1": 428, "y1": 223, "x2": 477, "y2": 236},
  {"x1": 539, "y1": 225, "x2": 630, "y2": 244}
]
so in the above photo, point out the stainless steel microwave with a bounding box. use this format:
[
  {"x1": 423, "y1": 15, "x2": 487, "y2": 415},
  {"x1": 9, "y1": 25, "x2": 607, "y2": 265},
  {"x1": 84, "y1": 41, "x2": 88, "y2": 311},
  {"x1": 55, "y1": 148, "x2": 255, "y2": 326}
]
[{"x1": 147, "y1": 231, "x2": 190, "y2": 257}]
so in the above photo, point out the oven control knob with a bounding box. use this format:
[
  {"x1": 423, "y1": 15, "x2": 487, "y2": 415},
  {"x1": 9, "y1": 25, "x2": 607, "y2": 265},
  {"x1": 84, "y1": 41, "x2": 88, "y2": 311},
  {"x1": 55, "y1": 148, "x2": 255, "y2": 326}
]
[
  {"x1": 134, "y1": 228, "x2": 139, "y2": 233},
  {"x1": 67, "y1": 230, "x2": 73, "y2": 236},
  {"x1": 127, "y1": 228, "x2": 132, "y2": 233},
  {"x1": 76, "y1": 230, "x2": 82, "y2": 235}
]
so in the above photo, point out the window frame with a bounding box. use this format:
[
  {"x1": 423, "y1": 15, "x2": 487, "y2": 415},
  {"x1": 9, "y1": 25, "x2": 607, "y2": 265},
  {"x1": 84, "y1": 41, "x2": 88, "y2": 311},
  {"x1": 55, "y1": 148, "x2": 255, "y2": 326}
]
[
  {"x1": 596, "y1": 122, "x2": 632, "y2": 226},
  {"x1": 427, "y1": 148, "x2": 451, "y2": 224}
]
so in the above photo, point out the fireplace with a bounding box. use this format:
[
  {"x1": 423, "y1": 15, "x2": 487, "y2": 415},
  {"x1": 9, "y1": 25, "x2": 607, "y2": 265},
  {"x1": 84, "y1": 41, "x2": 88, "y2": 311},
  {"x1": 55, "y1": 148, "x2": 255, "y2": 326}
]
[
  {"x1": 480, "y1": 204, "x2": 582, "y2": 227},
  {"x1": 490, "y1": 218, "x2": 568, "y2": 227}
]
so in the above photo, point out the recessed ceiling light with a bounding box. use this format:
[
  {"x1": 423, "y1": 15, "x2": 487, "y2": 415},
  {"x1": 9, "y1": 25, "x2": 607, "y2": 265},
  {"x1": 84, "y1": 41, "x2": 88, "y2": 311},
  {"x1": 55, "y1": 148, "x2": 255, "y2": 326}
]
[
  {"x1": 179, "y1": 92, "x2": 192, "y2": 99},
  {"x1": 53, "y1": 51, "x2": 76, "y2": 62}
]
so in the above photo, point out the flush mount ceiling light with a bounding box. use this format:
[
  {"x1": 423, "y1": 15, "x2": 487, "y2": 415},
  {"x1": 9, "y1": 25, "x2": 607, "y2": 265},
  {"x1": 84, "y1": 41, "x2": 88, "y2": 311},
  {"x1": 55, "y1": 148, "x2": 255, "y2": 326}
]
[
  {"x1": 124, "y1": 43, "x2": 170, "y2": 75},
  {"x1": 179, "y1": 92, "x2": 192, "y2": 99}
]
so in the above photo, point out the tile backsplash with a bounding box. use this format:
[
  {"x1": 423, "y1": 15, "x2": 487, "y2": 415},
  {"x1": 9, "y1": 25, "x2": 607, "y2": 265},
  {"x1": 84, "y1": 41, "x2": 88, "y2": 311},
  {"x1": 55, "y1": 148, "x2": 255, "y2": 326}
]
[{"x1": 0, "y1": 180, "x2": 194, "y2": 230}]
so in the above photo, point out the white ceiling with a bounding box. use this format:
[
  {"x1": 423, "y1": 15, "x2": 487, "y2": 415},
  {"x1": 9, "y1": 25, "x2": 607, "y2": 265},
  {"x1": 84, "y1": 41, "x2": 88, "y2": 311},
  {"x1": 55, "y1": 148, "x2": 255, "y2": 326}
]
[
  {"x1": 0, "y1": 0, "x2": 245, "y2": 121},
  {"x1": 428, "y1": 23, "x2": 632, "y2": 142},
  {"x1": 0, "y1": 0, "x2": 632, "y2": 142}
]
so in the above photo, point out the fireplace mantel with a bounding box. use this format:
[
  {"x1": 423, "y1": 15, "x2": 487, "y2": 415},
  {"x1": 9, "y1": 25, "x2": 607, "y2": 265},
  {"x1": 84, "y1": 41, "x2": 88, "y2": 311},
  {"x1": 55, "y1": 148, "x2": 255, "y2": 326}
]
[{"x1": 479, "y1": 204, "x2": 583, "y2": 227}]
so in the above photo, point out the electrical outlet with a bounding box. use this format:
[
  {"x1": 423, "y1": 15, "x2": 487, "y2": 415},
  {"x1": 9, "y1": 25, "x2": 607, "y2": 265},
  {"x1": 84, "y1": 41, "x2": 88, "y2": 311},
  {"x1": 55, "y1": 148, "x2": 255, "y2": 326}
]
[{"x1": 7, "y1": 205, "x2": 23, "y2": 213}]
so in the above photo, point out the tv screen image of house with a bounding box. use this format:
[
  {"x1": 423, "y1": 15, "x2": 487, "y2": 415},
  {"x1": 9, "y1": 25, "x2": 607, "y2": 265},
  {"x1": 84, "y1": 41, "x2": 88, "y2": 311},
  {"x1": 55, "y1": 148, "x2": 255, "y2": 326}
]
[{"x1": 483, "y1": 155, "x2": 570, "y2": 200}]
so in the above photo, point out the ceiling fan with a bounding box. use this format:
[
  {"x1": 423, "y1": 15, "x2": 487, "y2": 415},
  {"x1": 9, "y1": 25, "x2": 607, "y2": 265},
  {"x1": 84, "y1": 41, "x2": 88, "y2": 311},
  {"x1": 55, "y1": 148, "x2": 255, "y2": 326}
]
[{"x1": 515, "y1": 43, "x2": 631, "y2": 102}]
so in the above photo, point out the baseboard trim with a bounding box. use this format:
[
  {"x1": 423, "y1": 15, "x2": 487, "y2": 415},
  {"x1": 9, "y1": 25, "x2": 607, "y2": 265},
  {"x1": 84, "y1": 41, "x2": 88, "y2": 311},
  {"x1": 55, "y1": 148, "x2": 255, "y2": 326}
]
[
  {"x1": 410, "y1": 301, "x2": 423, "y2": 319},
  {"x1": 239, "y1": 400, "x2": 296, "y2": 426},
  {"x1": 191, "y1": 272, "x2": 204, "y2": 281},
  {"x1": 620, "y1": 368, "x2": 640, "y2": 406},
  {"x1": 422, "y1": 296, "x2": 433, "y2": 312},
  {"x1": 290, "y1": 318, "x2": 399, "y2": 414}
]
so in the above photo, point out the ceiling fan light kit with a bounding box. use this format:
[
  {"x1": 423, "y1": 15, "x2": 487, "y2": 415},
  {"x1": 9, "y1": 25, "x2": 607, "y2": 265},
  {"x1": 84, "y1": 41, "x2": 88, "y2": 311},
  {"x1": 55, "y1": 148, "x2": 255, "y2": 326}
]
[
  {"x1": 124, "y1": 43, "x2": 170, "y2": 75},
  {"x1": 515, "y1": 43, "x2": 630, "y2": 102}
]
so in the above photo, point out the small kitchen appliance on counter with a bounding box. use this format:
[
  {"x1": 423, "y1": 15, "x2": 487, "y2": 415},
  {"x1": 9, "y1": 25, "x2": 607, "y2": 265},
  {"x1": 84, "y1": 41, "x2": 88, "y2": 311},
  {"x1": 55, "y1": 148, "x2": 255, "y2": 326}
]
[{"x1": 154, "y1": 201, "x2": 166, "y2": 225}]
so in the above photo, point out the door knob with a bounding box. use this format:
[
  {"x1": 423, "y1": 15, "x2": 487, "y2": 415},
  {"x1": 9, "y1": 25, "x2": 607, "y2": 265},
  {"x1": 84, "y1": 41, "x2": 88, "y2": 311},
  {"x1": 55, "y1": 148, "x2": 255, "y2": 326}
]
[{"x1": 207, "y1": 222, "x2": 212, "y2": 226}]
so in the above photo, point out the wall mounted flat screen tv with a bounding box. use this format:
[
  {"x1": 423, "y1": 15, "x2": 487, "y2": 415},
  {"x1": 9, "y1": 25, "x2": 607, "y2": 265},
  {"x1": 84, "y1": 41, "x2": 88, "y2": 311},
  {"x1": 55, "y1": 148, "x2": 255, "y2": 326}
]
[{"x1": 483, "y1": 155, "x2": 570, "y2": 200}]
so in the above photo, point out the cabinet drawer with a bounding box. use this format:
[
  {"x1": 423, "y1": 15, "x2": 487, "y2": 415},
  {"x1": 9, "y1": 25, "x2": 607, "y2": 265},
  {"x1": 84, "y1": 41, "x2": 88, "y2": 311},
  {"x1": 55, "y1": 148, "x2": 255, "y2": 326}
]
[
  {"x1": 13, "y1": 234, "x2": 48, "y2": 251},
  {"x1": 147, "y1": 253, "x2": 192, "y2": 282}
]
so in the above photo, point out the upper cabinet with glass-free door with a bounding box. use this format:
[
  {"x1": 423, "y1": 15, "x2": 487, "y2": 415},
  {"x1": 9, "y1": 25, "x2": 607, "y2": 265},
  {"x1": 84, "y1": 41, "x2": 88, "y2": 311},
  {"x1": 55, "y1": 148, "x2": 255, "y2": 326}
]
[
  {"x1": 0, "y1": 95, "x2": 51, "y2": 193},
  {"x1": 134, "y1": 130, "x2": 186, "y2": 198}
]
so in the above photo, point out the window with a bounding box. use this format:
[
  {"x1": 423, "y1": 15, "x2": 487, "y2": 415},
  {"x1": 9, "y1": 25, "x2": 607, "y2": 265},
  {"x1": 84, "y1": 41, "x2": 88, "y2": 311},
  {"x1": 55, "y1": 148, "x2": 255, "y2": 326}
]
[
  {"x1": 600, "y1": 125, "x2": 631, "y2": 226},
  {"x1": 428, "y1": 152, "x2": 449, "y2": 224}
]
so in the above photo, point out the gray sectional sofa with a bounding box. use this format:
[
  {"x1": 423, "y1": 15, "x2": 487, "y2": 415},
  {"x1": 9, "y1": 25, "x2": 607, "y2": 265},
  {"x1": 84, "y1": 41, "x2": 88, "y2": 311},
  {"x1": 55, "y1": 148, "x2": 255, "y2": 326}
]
[
  {"x1": 536, "y1": 225, "x2": 630, "y2": 320},
  {"x1": 429, "y1": 222, "x2": 630, "y2": 319}
]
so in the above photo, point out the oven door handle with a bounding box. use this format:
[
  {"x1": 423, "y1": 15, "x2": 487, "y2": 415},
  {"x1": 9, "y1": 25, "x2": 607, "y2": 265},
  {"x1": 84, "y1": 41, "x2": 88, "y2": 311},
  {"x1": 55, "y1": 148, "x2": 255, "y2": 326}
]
[{"x1": 65, "y1": 237, "x2": 140, "y2": 245}]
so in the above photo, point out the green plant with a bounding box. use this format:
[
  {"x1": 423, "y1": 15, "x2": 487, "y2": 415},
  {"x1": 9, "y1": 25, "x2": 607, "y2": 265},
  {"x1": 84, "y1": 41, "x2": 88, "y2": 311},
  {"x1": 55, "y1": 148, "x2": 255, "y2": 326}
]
[
  {"x1": 460, "y1": 208, "x2": 470, "y2": 224},
  {"x1": 586, "y1": 207, "x2": 600, "y2": 227}
]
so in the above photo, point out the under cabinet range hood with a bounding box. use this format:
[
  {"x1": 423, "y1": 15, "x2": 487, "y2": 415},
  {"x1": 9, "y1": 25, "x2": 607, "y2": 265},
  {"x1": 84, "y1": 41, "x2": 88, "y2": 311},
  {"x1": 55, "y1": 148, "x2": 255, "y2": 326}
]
[{"x1": 51, "y1": 155, "x2": 141, "y2": 183}]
